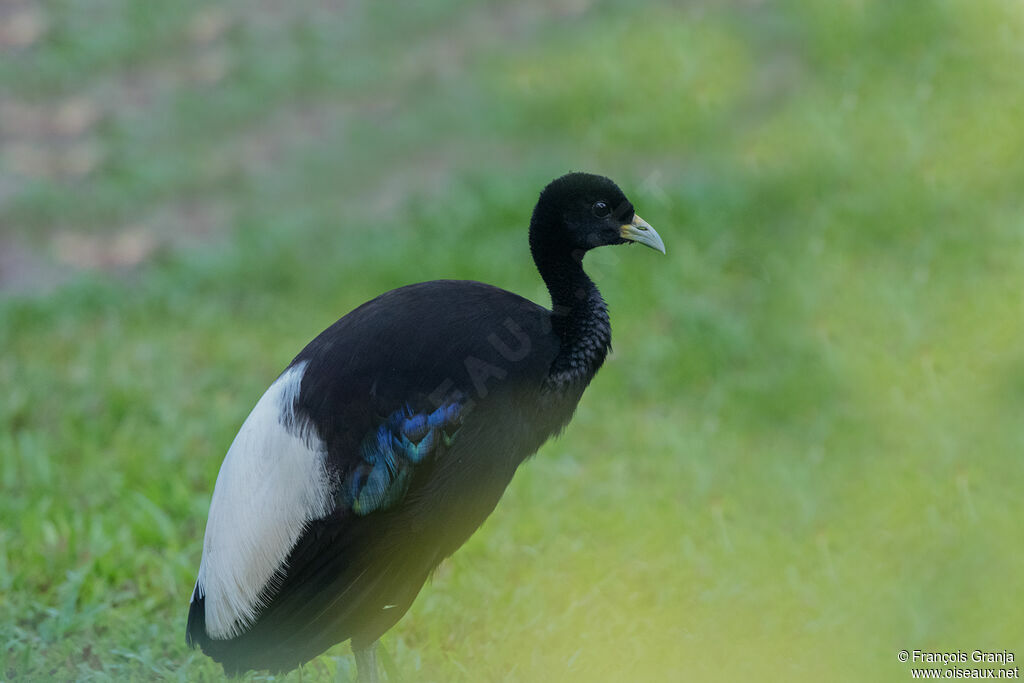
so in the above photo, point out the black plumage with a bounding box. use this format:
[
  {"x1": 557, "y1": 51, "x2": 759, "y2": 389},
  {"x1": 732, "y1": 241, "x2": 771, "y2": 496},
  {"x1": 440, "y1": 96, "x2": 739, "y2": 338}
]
[{"x1": 185, "y1": 172, "x2": 665, "y2": 679}]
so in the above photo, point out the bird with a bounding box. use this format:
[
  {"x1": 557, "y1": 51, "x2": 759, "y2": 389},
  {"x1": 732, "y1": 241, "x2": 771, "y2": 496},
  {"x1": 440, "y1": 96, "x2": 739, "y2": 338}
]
[{"x1": 185, "y1": 172, "x2": 665, "y2": 681}]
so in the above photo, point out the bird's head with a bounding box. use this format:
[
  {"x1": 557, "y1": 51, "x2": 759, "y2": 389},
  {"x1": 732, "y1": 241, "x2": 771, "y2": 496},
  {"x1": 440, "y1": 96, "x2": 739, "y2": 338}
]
[{"x1": 529, "y1": 172, "x2": 666, "y2": 261}]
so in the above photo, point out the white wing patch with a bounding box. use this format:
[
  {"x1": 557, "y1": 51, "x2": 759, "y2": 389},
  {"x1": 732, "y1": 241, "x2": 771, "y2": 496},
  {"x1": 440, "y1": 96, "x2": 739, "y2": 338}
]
[{"x1": 194, "y1": 361, "x2": 334, "y2": 640}]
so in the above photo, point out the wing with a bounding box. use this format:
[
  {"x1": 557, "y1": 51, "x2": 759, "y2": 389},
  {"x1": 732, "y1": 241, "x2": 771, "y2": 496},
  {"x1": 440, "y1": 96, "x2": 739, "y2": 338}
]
[{"x1": 188, "y1": 362, "x2": 466, "y2": 641}]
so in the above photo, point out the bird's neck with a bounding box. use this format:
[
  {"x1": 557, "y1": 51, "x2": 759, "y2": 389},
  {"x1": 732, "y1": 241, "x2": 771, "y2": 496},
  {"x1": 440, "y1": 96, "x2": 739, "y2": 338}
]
[{"x1": 535, "y1": 249, "x2": 612, "y2": 389}]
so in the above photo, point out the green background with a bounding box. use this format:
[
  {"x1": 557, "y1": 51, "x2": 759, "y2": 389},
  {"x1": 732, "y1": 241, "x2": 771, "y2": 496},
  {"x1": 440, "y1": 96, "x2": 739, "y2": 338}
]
[{"x1": 2, "y1": 0, "x2": 1022, "y2": 680}]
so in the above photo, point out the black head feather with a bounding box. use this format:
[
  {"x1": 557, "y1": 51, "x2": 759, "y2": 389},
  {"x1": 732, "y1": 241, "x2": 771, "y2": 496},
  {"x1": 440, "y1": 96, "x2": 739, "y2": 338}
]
[{"x1": 529, "y1": 172, "x2": 636, "y2": 259}]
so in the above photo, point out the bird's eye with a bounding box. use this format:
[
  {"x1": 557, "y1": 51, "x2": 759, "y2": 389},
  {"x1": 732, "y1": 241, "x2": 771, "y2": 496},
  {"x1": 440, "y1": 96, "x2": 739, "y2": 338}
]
[{"x1": 592, "y1": 201, "x2": 610, "y2": 218}]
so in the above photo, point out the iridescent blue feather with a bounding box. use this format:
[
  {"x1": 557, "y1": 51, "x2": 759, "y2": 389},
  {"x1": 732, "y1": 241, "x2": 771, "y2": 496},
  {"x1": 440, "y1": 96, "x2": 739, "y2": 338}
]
[{"x1": 347, "y1": 401, "x2": 463, "y2": 515}]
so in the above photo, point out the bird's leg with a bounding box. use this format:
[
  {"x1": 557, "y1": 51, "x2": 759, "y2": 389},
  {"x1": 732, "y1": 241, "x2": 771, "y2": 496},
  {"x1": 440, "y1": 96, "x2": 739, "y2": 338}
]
[{"x1": 354, "y1": 641, "x2": 380, "y2": 683}]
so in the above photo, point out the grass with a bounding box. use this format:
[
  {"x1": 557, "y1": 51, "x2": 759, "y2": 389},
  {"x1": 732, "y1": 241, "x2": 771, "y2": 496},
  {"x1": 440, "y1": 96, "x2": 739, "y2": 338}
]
[{"x1": 3, "y1": 0, "x2": 1024, "y2": 680}]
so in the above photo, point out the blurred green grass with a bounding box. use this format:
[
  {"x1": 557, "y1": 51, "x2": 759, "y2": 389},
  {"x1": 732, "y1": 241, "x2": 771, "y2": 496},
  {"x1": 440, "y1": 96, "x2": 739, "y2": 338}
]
[{"x1": 3, "y1": 0, "x2": 1024, "y2": 680}]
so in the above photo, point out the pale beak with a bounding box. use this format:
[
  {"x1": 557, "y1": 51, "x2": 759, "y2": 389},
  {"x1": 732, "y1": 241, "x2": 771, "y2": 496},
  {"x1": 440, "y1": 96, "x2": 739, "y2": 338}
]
[{"x1": 619, "y1": 214, "x2": 666, "y2": 254}]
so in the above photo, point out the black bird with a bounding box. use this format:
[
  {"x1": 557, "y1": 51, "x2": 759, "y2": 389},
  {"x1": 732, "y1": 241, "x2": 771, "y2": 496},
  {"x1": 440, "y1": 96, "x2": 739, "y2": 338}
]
[{"x1": 185, "y1": 172, "x2": 665, "y2": 680}]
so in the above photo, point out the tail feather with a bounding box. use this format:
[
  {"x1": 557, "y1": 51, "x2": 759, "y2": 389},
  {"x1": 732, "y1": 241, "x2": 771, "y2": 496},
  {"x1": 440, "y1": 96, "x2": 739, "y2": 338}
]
[
  {"x1": 185, "y1": 586, "x2": 206, "y2": 650},
  {"x1": 184, "y1": 515, "x2": 430, "y2": 674}
]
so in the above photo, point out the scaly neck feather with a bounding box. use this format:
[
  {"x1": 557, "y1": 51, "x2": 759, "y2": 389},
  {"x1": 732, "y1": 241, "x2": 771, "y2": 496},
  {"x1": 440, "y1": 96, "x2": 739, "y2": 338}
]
[{"x1": 531, "y1": 245, "x2": 612, "y2": 389}]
